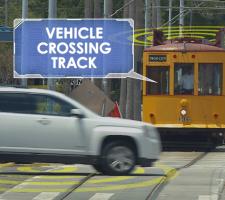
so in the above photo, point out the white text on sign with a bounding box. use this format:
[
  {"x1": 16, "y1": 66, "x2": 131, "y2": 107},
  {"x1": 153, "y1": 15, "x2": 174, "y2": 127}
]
[{"x1": 36, "y1": 27, "x2": 112, "y2": 69}]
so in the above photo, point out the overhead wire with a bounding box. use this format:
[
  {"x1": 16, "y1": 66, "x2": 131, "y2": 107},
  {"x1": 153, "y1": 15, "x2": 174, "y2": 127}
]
[
  {"x1": 160, "y1": 2, "x2": 206, "y2": 28},
  {"x1": 146, "y1": 6, "x2": 225, "y2": 10},
  {"x1": 109, "y1": 0, "x2": 134, "y2": 17}
]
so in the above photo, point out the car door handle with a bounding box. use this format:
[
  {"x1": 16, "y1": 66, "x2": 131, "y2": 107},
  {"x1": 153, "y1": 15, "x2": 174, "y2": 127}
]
[{"x1": 37, "y1": 118, "x2": 51, "y2": 125}]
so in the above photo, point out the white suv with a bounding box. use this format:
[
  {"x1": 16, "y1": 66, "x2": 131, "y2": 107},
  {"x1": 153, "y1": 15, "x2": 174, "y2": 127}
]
[{"x1": 0, "y1": 87, "x2": 161, "y2": 175}]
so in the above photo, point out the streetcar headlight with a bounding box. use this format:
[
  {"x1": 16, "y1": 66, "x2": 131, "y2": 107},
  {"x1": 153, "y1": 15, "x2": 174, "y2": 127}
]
[{"x1": 180, "y1": 109, "x2": 187, "y2": 116}]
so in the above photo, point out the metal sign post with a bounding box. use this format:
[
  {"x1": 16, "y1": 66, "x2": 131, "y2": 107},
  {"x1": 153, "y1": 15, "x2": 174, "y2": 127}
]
[
  {"x1": 21, "y1": 0, "x2": 28, "y2": 87},
  {"x1": 48, "y1": 0, "x2": 57, "y2": 90}
]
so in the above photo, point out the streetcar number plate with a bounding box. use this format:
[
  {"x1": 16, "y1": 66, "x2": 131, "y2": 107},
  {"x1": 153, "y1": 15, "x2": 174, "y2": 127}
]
[
  {"x1": 149, "y1": 55, "x2": 167, "y2": 62},
  {"x1": 179, "y1": 116, "x2": 191, "y2": 123}
]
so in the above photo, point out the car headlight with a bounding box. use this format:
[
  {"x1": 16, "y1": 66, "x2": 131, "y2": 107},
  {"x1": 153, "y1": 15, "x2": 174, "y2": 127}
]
[{"x1": 143, "y1": 125, "x2": 158, "y2": 139}]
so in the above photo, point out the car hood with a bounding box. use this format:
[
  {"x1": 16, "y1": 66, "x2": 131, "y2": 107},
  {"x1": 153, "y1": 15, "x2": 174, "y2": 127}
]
[{"x1": 94, "y1": 116, "x2": 153, "y2": 129}]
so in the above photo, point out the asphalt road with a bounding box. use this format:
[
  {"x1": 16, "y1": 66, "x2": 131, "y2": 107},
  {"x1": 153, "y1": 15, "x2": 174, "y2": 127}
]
[{"x1": 0, "y1": 148, "x2": 224, "y2": 200}]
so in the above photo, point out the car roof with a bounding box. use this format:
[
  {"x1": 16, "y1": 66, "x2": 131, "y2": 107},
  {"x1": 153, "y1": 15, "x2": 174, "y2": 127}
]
[
  {"x1": 0, "y1": 87, "x2": 61, "y2": 96},
  {"x1": 0, "y1": 87, "x2": 98, "y2": 117}
]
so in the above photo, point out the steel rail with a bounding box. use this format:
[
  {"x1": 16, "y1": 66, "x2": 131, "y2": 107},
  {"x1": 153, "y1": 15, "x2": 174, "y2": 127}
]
[
  {"x1": 145, "y1": 151, "x2": 208, "y2": 200},
  {"x1": 55, "y1": 173, "x2": 96, "y2": 200}
]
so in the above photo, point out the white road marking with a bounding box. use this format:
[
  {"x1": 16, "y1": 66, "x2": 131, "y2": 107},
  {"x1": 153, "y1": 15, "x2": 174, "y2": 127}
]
[
  {"x1": 211, "y1": 178, "x2": 224, "y2": 200},
  {"x1": 32, "y1": 192, "x2": 60, "y2": 200},
  {"x1": 217, "y1": 178, "x2": 224, "y2": 194},
  {"x1": 89, "y1": 193, "x2": 114, "y2": 200},
  {"x1": 198, "y1": 195, "x2": 218, "y2": 200},
  {"x1": 0, "y1": 165, "x2": 65, "y2": 199}
]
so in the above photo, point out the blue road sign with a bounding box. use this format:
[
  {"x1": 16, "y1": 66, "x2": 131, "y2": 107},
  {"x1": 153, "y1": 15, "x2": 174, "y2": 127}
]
[{"x1": 14, "y1": 19, "x2": 133, "y2": 78}]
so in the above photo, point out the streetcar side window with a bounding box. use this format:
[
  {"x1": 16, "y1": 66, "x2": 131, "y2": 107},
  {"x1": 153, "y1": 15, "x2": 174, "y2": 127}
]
[
  {"x1": 174, "y1": 63, "x2": 194, "y2": 95},
  {"x1": 146, "y1": 66, "x2": 169, "y2": 95},
  {"x1": 198, "y1": 63, "x2": 222, "y2": 95}
]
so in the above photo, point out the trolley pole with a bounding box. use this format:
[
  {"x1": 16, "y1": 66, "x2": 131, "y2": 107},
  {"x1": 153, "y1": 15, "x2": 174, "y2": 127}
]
[
  {"x1": 189, "y1": 8, "x2": 192, "y2": 28},
  {"x1": 48, "y1": 0, "x2": 57, "y2": 90},
  {"x1": 221, "y1": 29, "x2": 225, "y2": 49},
  {"x1": 21, "y1": 0, "x2": 28, "y2": 88},
  {"x1": 179, "y1": 0, "x2": 184, "y2": 37},
  {"x1": 144, "y1": 0, "x2": 151, "y2": 47},
  {"x1": 168, "y1": 0, "x2": 172, "y2": 39},
  {"x1": 156, "y1": 0, "x2": 161, "y2": 28},
  {"x1": 152, "y1": 0, "x2": 156, "y2": 28}
]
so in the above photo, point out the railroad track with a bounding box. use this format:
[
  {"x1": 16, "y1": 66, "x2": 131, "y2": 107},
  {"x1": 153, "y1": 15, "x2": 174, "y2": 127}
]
[
  {"x1": 31, "y1": 152, "x2": 208, "y2": 200},
  {"x1": 0, "y1": 152, "x2": 211, "y2": 200},
  {"x1": 145, "y1": 151, "x2": 209, "y2": 200},
  {"x1": 55, "y1": 173, "x2": 96, "y2": 200}
]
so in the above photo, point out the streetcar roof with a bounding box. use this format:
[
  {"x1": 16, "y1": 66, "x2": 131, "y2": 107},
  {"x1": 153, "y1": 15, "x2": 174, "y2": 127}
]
[{"x1": 144, "y1": 42, "x2": 225, "y2": 52}]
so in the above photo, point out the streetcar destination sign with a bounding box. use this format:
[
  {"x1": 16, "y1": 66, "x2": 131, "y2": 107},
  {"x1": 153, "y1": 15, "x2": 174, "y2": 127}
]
[
  {"x1": 149, "y1": 55, "x2": 167, "y2": 62},
  {"x1": 14, "y1": 19, "x2": 134, "y2": 78}
]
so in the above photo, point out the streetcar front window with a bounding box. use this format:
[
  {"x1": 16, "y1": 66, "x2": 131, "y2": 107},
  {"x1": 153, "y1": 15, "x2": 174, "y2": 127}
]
[
  {"x1": 146, "y1": 66, "x2": 169, "y2": 95},
  {"x1": 198, "y1": 63, "x2": 222, "y2": 95},
  {"x1": 174, "y1": 63, "x2": 194, "y2": 95}
]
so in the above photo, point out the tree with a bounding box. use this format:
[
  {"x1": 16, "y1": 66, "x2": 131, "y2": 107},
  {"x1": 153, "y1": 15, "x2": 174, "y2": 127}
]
[
  {"x1": 0, "y1": 44, "x2": 13, "y2": 84},
  {"x1": 0, "y1": 0, "x2": 21, "y2": 86},
  {"x1": 85, "y1": 0, "x2": 93, "y2": 18},
  {"x1": 94, "y1": 0, "x2": 101, "y2": 18}
]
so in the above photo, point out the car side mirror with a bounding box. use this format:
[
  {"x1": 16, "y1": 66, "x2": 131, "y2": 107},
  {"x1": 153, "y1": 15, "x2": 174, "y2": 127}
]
[{"x1": 70, "y1": 109, "x2": 85, "y2": 118}]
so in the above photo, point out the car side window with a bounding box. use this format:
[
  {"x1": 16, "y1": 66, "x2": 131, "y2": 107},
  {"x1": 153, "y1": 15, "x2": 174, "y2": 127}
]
[
  {"x1": 0, "y1": 93, "x2": 36, "y2": 114},
  {"x1": 32, "y1": 94, "x2": 75, "y2": 116},
  {"x1": 0, "y1": 92, "x2": 75, "y2": 116}
]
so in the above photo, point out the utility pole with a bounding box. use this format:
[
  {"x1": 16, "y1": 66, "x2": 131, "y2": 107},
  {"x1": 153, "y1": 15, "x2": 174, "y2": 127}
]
[
  {"x1": 119, "y1": 0, "x2": 129, "y2": 118},
  {"x1": 48, "y1": 0, "x2": 57, "y2": 90},
  {"x1": 133, "y1": 0, "x2": 144, "y2": 120},
  {"x1": 179, "y1": 0, "x2": 184, "y2": 37},
  {"x1": 85, "y1": 0, "x2": 93, "y2": 18},
  {"x1": 168, "y1": 0, "x2": 173, "y2": 39},
  {"x1": 126, "y1": 0, "x2": 135, "y2": 119},
  {"x1": 102, "y1": 0, "x2": 112, "y2": 97},
  {"x1": 21, "y1": 0, "x2": 28, "y2": 88},
  {"x1": 104, "y1": 0, "x2": 112, "y2": 18},
  {"x1": 93, "y1": 0, "x2": 102, "y2": 87}
]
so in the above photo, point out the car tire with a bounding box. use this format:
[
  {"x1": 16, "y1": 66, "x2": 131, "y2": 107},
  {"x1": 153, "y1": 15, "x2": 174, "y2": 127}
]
[
  {"x1": 100, "y1": 141, "x2": 136, "y2": 175},
  {"x1": 92, "y1": 164, "x2": 103, "y2": 173}
]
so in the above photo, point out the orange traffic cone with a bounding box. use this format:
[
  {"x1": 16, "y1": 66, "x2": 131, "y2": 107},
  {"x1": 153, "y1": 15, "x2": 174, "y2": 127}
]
[{"x1": 108, "y1": 102, "x2": 122, "y2": 118}]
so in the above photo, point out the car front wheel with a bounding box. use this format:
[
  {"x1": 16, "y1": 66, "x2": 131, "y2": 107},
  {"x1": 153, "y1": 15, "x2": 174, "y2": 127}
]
[
  {"x1": 100, "y1": 141, "x2": 136, "y2": 175},
  {"x1": 92, "y1": 164, "x2": 103, "y2": 173}
]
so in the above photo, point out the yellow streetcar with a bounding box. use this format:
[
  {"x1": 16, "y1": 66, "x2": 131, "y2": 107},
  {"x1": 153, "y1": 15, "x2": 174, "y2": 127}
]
[{"x1": 142, "y1": 39, "x2": 225, "y2": 147}]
